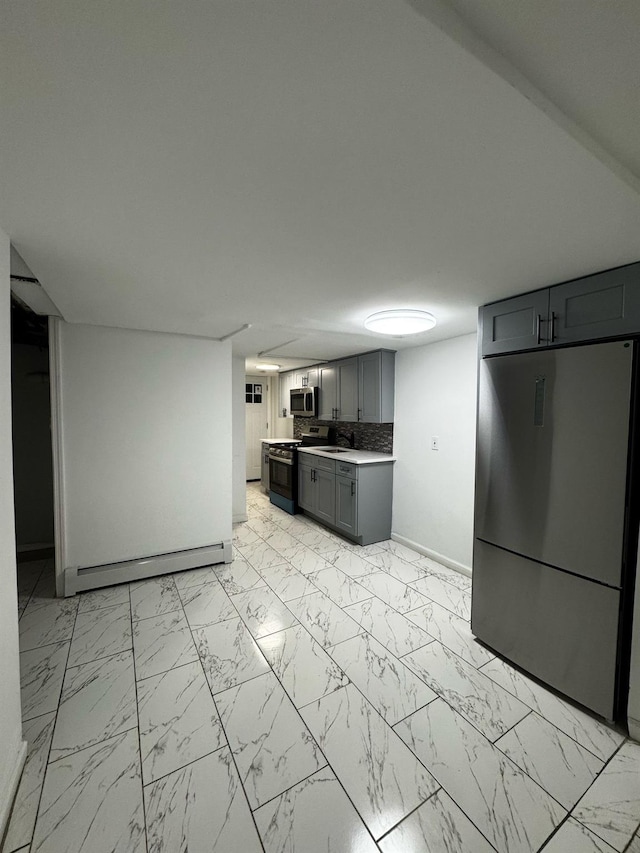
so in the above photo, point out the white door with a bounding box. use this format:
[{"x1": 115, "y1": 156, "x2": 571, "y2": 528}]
[{"x1": 245, "y1": 375, "x2": 268, "y2": 480}]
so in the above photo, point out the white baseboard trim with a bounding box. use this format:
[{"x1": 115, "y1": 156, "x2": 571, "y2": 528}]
[
  {"x1": 0, "y1": 739, "x2": 27, "y2": 844},
  {"x1": 63, "y1": 541, "x2": 233, "y2": 597},
  {"x1": 391, "y1": 532, "x2": 472, "y2": 579},
  {"x1": 233, "y1": 513, "x2": 248, "y2": 523}
]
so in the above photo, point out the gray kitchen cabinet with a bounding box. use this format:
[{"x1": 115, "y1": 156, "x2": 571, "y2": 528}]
[
  {"x1": 297, "y1": 454, "x2": 335, "y2": 521},
  {"x1": 336, "y1": 357, "x2": 358, "y2": 421},
  {"x1": 297, "y1": 451, "x2": 393, "y2": 545},
  {"x1": 335, "y1": 472, "x2": 357, "y2": 536},
  {"x1": 549, "y1": 264, "x2": 640, "y2": 345},
  {"x1": 294, "y1": 367, "x2": 319, "y2": 388},
  {"x1": 318, "y1": 358, "x2": 358, "y2": 421},
  {"x1": 261, "y1": 441, "x2": 270, "y2": 493},
  {"x1": 480, "y1": 261, "x2": 640, "y2": 356},
  {"x1": 279, "y1": 370, "x2": 295, "y2": 417},
  {"x1": 318, "y1": 364, "x2": 338, "y2": 420},
  {"x1": 480, "y1": 290, "x2": 550, "y2": 356},
  {"x1": 358, "y1": 350, "x2": 395, "y2": 423}
]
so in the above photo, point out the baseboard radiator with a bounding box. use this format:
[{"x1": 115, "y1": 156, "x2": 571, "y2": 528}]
[{"x1": 63, "y1": 540, "x2": 233, "y2": 597}]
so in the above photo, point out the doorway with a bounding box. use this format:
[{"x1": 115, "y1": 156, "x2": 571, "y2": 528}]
[
  {"x1": 245, "y1": 375, "x2": 268, "y2": 480},
  {"x1": 11, "y1": 299, "x2": 55, "y2": 561}
]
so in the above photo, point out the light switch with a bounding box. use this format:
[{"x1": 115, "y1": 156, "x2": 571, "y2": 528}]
[{"x1": 431, "y1": 436, "x2": 439, "y2": 451}]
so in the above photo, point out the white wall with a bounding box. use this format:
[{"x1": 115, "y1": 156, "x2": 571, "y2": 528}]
[
  {"x1": 392, "y1": 333, "x2": 478, "y2": 572},
  {"x1": 53, "y1": 321, "x2": 232, "y2": 570},
  {"x1": 0, "y1": 228, "x2": 26, "y2": 837},
  {"x1": 232, "y1": 356, "x2": 247, "y2": 522}
]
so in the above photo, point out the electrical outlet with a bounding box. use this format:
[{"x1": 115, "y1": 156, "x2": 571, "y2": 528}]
[{"x1": 431, "y1": 436, "x2": 439, "y2": 451}]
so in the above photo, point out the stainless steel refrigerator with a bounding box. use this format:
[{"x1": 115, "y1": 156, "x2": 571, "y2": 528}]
[{"x1": 472, "y1": 339, "x2": 638, "y2": 720}]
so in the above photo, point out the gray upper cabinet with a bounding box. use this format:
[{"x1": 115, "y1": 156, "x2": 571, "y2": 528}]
[
  {"x1": 318, "y1": 364, "x2": 338, "y2": 420},
  {"x1": 358, "y1": 351, "x2": 395, "y2": 422},
  {"x1": 336, "y1": 357, "x2": 358, "y2": 422},
  {"x1": 480, "y1": 290, "x2": 549, "y2": 356},
  {"x1": 549, "y1": 265, "x2": 640, "y2": 345},
  {"x1": 279, "y1": 370, "x2": 295, "y2": 417},
  {"x1": 480, "y1": 262, "x2": 640, "y2": 356}
]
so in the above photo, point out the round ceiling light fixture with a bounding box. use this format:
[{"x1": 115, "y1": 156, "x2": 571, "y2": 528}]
[
  {"x1": 256, "y1": 363, "x2": 280, "y2": 371},
  {"x1": 364, "y1": 309, "x2": 437, "y2": 336}
]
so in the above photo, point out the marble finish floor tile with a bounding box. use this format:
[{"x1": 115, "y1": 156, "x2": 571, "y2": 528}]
[
  {"x1": 171, "y1": 564, "x2": 217, "y2": 591},
  {"x1": 263, "y1": 528, "x2": 300, "y2": 554},
  {"x1": 300, "y1": 683, "x2": 438, "y2": 840},
  {"x1": 19, "y1": 597, "x2": 78, "y2": 652},
  {"x1": 329, "y1": 632, "x2": 436, "y2": 725},
  {"x1": 383, "y1": 540, "x2": 424, "y2": 562},
  {"x1": 194, "y1": 616, "x2": 270, "y2": 693},
  {"x1": 215, "y1": 671, "x2": 325, "y2": 809},
  {"x1": 572, "y1": 740, "x2": 640, "y2": 851},
  {"x1": 67, "y1": 601, "x2": 132, "y2": 667},
  {"x1": 254, "y1": 766, "x2": 378, "y2": 853},
  {"x1": 414, "y1": 557, "x2": 472, "y2": 591},
  {"x1": 406, "y1": 601, "x2": 495, "y2": 668},
  {"x1": 129, "y1": 575, "x2": 181, "y2": 621},
  {"x1": 133, "y1": 609, "x2": 198, "y2": 681},
  {"x1": 394, "y1": 699, "x2": 565, "y2": 853},
  {"x1": 233, "y1": 522, "x2": 263, "y2": 546},
  {"x1": 480, "y1": 657, "x2": 625, "y2": 762},
  {"x1": 496, "y1": 712, "x2": 604, "y2": 809},
  {"x1": 403, "y1": 641, "x2": 530, "y2": 741},
  {"x1": 236, "y1": 540, "x2": 288, "y2": 571},
  {"x1": 379, "y1": 789, "x2": 496, "y2": 853},
  {"x1": 144, "y1": 748, "x2": 263, "y2": 853},
  {"x1": 20, "y1": 641, "x2": 70, "y2": 721},
  {"x1": 179, "y1": 579, "x2": 236, "y2": 628},
  {"x1": 308, "y1": 566, "x2": 373, "y2": 607},
  {"x1": 287, "y1": 590, "x2": 364, "y2": 648},
  {"x1": 322, "y1": 547, "x2": 379, "y2": 578},
  {"x1": 293, "y1": 526, "x2": 342, "y2": 553},
  {"x1": 76, "y1": 583, "x2": 130, "y2": 613},
  {"x1": 258, "y1": 624, "x2": 348, "y2": 708},
  {"x1": 50, "y1": 650, "x2": 137, "y2": 761},
  {"x1": 542, "y1": 818, "x2": 618, "y2": 853},
  {"x1": 214, "y1": 559, "x2": 266, "y2": 594},
  {"x1": 357, "y1": 571, "x2": 430, "y2": 614},
  {"x1": 231, "y1": 585, "x2": 298, "y2": 638},
  {"x1": 344, "y1": 596, "x2": 433, "y2": 658},
  {"x1": 409, "y1": 574, "x2": 472, "y2": 620},
  {"x1": 31, "y1": 730, "x2": 145, "y2": 853},
  {"x1": 3, "y1": 712, "x2": 56, "y2": 853},
  {"x1": 138, "y1": 660, "x2": 224, "y2": 784},
  {"x1": 363, "y1": 550, "x2": 427, "y2": 583},
  {"x1": 16, "y1": 562, "x2": 46, "y2": 597},
  {"x1": 258, "y1": 562, "x2": 317, "y2": 601},
  {"x1": 279, "y1": 544, "x2": 335, "y2": 575}
]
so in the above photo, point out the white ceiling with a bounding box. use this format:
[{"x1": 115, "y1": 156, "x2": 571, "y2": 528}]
[{"x1": 2, "y1": 0, "x2": 639, "y2": 371}]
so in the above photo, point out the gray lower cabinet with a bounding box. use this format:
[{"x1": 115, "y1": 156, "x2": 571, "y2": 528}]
[
  {"x1": 297, "y1": 453, "x2": 393, "y2": 545},
  {"x1": 335, "y1": 474, "x2": 357, "y2": 536},
  {"x1": 480, "y1": 261, "x2": 640, "y2": 356}
]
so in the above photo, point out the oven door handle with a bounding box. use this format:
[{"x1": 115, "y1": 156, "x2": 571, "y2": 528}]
[{"x1": 269, "y1": 456, "x2": 294, "y2": 466}]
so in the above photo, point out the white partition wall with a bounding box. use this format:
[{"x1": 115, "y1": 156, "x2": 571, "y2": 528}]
[
  {"x1": 0, "y1": 229, "x2": 27, "y2": 839},
  {"x1": 51, "y1": 320, "x2": 233, "y2": 594}
]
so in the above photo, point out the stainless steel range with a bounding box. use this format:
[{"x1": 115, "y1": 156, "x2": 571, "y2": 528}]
[{"x1": 269, "y1": 426, "x2": 335, "y2": 514}]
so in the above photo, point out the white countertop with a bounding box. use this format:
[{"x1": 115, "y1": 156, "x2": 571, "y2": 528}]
[
  {"x1": 297, "y1": 446, "x2": 395, "y2": 465},
  {"x1": 260, "y1": 438, "x2": 302, "y2": 445}
]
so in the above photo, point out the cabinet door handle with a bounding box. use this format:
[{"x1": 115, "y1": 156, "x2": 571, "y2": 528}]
[
  {"x1": 357, "y1": 408, "x2": 362, "y2": 421},
  {"x1": 282, "y1": 408, "x2": 287, "y2": 417},
  {"x1": 549, "y1": 311, "x2": 556, "y2": 342},
  {"x1": 536, "y1": 314, "x2": 542, "y2": 345},
  {"x1": 350, "y1": 481, "x2": 355, "y2": 496}
]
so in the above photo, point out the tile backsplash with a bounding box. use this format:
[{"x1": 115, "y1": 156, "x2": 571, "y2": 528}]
[{"x1": 293, "y1": 417, "x2": 393, "y2": 453}]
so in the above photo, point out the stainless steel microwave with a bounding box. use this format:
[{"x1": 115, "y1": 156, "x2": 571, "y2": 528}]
[{"x1": 290, "y1": 387, "x2": 318, "y2": 417}]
